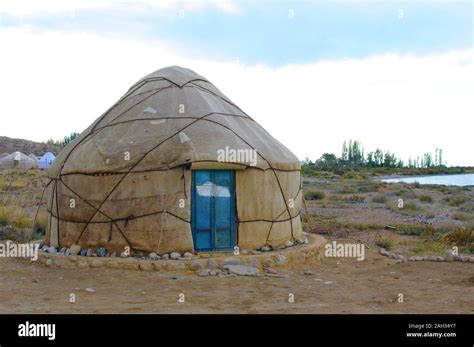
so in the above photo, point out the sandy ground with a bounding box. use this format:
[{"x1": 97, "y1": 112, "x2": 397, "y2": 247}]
[{"x1": 1, "y1": 248, "x2": 473, "y2": 314}]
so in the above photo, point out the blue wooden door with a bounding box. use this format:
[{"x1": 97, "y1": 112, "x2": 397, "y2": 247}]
[{"x1": 192, "y1": 170, "x2": 236, "y2": 251}]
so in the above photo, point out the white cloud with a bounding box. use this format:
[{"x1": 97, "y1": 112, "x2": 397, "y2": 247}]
[
  {"x1": 0, "y1": 27, "x2": 472, "y2": 165},
  {"x1": 0, "y1": 0, "x2": 241, "y2": 16}
]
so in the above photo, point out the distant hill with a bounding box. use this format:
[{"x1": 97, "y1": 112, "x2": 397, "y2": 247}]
[{"x1": 0, "y1": 136, "x2": 61, "y2": 156}]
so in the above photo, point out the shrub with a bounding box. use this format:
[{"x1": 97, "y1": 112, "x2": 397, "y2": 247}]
[
  {"x1": 448, "y1": 196, "x2": 467, "y2": 207},
  {"x1": 10, "y1": 178, "x2": 28, "y2": 190},
  {"x1": 397, "y1": 225, "x2": 426, "y2": 236},
  {"x1": 376, "y1": 237, "x2": 393, "y2": 251},
  {"x1": 418, "y1": 194, "x2": 433, "y2": 203},
  {"x1": 305, "y1": 191, "x2": 325, "y2": 200},
  {"x1": 371, "y1": 194, "x2": 387, "y2": 204},
  {"x1": 452, "y1": 212, "x2": 473, "y2": 221},
  {"x1": 0, "y1": 209, "x2": 8, "y2": 226},
  {"x1": 33, "y1": 213, "x2": 48, "y2": 235},
  {"x1": 445, "y1": 227, "x2": 473, "y2": 247}
]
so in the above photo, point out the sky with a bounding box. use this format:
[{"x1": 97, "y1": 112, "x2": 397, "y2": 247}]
[{"x1": 0, "y1": 0, "x2": 472, "y2": 166}]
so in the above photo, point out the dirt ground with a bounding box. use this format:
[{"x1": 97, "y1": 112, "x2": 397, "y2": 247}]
[{"x1": 1, "y1": 247, "x2": 473, "y2": 314}]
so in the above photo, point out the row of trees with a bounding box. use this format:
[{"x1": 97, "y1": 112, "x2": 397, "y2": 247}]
[
  {"x1": 305, "y1": 139, "x2": 446, "y2": 171},
  {"x1": 44, "y1": 132, "x2": 79, "y2": 148}
]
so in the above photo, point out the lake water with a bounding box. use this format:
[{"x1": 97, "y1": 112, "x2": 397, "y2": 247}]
[{"x1": 381, "y1": 173, "x2": 474, "y2": 186}]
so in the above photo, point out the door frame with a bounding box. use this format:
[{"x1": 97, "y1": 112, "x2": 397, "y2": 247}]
[{"x1": 191, "y1": 169, "x2": 237, "y2": 252}]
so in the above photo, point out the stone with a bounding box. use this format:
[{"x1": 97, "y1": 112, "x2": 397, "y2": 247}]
[
  {"x1": 461, "y1": 256, "x2": 469, "y2": 263},
  {"x1": 109, "y1": 251, "x2": 117, "y2": 257},
  {"x1": 250, "y1": 258, "x2": 259, "y2": 268},
  {"x1": 60, "y1": 247, "x2": 67, "y2": 254},
  {"x1": 86, "y1": 249, "x2": 93, "y2": 257},
  {"x1": 139, "y1": 263, "x2": 154, "y2": 271},
  {"x1": 436, "y1": 256, "x2": 444, "y2": 262},
  {"x1": 65, "y1": 248, "x2": 71, "y2": 256},
  {"x1": 120, "y1": 251, "x2": 129, "y2": 258},
  {"x1": 380, "y1": 248, "x2": 390, "y2": 257},
  {"x1": 45, "y1": 259, "x2": 53, "y2": 267},
  {"x1": 251, "y1": 250, "x2": 262, "y2": 255},
  {"x1": 148, "y1": 252, "x2": 160, "y2": 260},
  {"x1": 96, "y1": 247, "x2": 107, "y2": 257},
  {"x1": 209, "y1": 270, "x2": 217, "y2": 276},
  {"x1": 170, "y1": 252, "x2": 181, "y2": 260},
  {"x1": 161, "y1": 254, "x2": 170, "y2": 260},
  {"x1": 444, "y1": 249, "x2": 454, "y2": 262},
  {"x1": 106, "y1": 260, "x2": 120, "y2": 269},
  {"x1": 285, "y1": 240, "x2": 294, "y2": 247},
  {"x1": 275, "y1": 254, "x2": 287, "y2": 265},
  {"x1": 89, "y1": 259, "x2": 103, "y2": 268},
  {"x1": 189, "y1": 261, "x2": 202, "y2": 271},
  {"x1": 79, "y1": 249, "x2": 87, "y2": 256},
  {"x1": 167, "y1": 261, "x2": 185, "y2": 270},
  {"x1": 261, "y1": 245, "x2": 271, "y2": 252},
  {"x1": 78, "y1": 261, "x2": 89, "y2": 269},
  {"x1": 224, "y1": 265, "x2": 259, "y2": 276},
  {"x1": 48, "y1": 247, "x2": 58, "y2": 254},
  {"x1": 414, "y1": 256, "x2": 423, "y2": 261},
  {"x1": 70, "y1": 244, "x2": 81, "y2": 255},
  {"x1": 240, "y1": 250, "x2": 249, "y2": 255},
  {"x1": 183, "y1": 252, "x2": 193, "y2": 258},
  {"x1": 214, "y1": 268, "x2": 223, "y2": 275},
  {"x1": 303, "y1": 270, "x2": 314, "y2": 275},
  {"x1": 395, "y1": 259, "x2": 402, "y2": 264},
  {"x1": 54, "y1": 259, "x2": 63, "y2": 267},
  {"x1": 264, "y1": 267, "x2": 278, "y2": 275},
  {"x1": 207, "y1": 258, "x2": 218, "y2": 269},
  {"x1": 428, "y1": 256, "x2": 437, "y2": 262},
  {"x1": 85, "y1": 288, "x2": 95, "y2": 293},
  {"x1": 395, "y1": 254, "x2": 405, "y2": 261},
  {"x1": 197, "y1": 269, "x2": 211, "y2": 277},
  {"x1": 470, "y1": 257, "x2": 474, "y2": 263},
  {"x1": 223, "y1": 257, "x2": 242, "y2": 266}
]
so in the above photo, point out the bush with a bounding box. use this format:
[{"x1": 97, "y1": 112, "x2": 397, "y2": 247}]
[
  {"x1": 0, "y1": 209, "x2": 8, "y2": 226},
  {"x1": 305, "y1": 191, "x2": 325, "y2": 200},
  {"x1": 418, "y1": 194, "x2": 433, "y2": 203},
  {"x1": 448, "y1": 196, "x2": 467, "y2": 207},
  {"x1": 33, "y1": 213, "x2": 48, "y2": 235},
  {"x1": 452, "y1": 212, "x2": 473, "y2": 221},
  {"x1": 376, "y1": 237, "x2": 393, "y2": 251},
  {"x1": 445, "y1": 227, "x2": 473, "y2": 247},
  {"x1": 371, "y1": 194, "x2": 387, "y2": 203}
]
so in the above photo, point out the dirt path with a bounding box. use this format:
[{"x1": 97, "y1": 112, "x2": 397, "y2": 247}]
[{"x1": 1, "y1": 249, "x2": 473, "y2": 314}]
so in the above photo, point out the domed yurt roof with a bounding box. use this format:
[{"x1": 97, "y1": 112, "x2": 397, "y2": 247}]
[{"x1": 49, "y1": 66, "x2": 298, "y2": 177}]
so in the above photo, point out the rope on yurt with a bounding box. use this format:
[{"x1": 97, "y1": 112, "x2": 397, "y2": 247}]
[{"x1": 156, "y1": 166, "x2": 169, "y2": 254}]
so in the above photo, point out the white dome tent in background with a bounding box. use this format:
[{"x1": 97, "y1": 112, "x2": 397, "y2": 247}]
[
  {"x1": 0, "y1": 151, "x2": 37, "y2": 169},
  {"x1": 28, "y1": 153, "x2": 40, "y2": 164},
  {"x1": 38, "y1": 152, "x2": 56, "y2": 170}
]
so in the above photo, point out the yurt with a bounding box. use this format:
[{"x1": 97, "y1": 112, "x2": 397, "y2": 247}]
[
  {"x1": 38, "y1": 152, "x2": 56, "y2": 169},
  {"x1": 28, "y1": 153, "x2": 40, "y2": 164},
  {"x1": 0, "y1": 151, "x2": 37, "y2": 169},
  {"x1": 45, "y1": 66, "x2": 303, "y2": 255}
]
